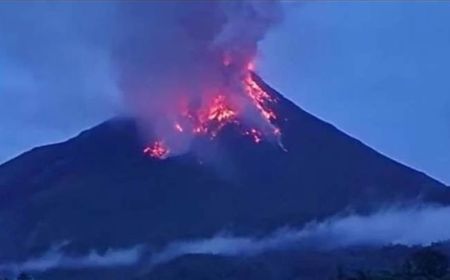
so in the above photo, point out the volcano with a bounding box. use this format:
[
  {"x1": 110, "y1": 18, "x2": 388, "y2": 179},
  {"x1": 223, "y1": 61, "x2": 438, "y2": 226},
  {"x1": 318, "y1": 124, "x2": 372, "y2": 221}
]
[{"x1": 0, "y1": 75, "x2": 449, "y2": 279}]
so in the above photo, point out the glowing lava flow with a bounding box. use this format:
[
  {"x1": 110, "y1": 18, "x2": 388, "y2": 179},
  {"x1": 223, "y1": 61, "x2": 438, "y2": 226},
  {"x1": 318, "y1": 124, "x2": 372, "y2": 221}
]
[
  {"x1": 143, "y1": 62, "x2": 282, "y2": 159},
  {"x1": 244, "y1": 73, "x2": 277, "y2": 122},
  {"x1": 143, "y1": 141, "x2": 170, "y2": 159},
  {"x1": 206, "y1": 95, "x2": 236, "y2": 122},
  {"x1": 189, "y1": 95, "x2": 238, "y2": 138},
  {"x1": 244, "y1": 128, "x2": 263, "y2": 144}
]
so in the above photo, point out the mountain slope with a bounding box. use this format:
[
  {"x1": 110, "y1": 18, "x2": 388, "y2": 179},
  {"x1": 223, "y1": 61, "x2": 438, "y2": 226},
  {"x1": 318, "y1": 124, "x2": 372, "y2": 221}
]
[{"x1": 0, "y1": 76, "x2": 448, "y2": 265}]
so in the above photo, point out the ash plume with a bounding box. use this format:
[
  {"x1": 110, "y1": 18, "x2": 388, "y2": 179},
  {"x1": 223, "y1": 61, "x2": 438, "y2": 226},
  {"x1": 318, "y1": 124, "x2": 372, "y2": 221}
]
[
  {"x1": 0, "y1": 1, "x2": 282, "y2": 162},
  {"x1": 113, "y1": 1, "x2": 283, "y2": 155}
]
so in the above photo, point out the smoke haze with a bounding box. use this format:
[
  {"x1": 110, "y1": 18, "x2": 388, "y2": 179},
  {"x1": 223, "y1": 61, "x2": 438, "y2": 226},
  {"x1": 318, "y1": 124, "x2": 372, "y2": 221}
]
[
  {"x1": 113, "y1": 1, "x2": 283, "y2": 153},
  {"x1": 0, "y1": 2, "x2": 119, "y2": 162}
]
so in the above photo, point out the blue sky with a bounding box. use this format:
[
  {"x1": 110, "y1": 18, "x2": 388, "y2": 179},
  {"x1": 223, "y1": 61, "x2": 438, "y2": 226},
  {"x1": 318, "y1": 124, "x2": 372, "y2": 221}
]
[
  {"x1": 0, "y1": 2, "x2": 449, "y2": 184},
  {"x1": 261, "y1": 2, "x2": 450, "y2": 184}
]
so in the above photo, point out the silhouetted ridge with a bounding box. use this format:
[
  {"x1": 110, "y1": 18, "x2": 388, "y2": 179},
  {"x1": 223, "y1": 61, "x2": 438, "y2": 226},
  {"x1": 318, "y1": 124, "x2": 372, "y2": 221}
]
[{"x1": 0, "y1": 76, "x2": 448, "y2": 270}]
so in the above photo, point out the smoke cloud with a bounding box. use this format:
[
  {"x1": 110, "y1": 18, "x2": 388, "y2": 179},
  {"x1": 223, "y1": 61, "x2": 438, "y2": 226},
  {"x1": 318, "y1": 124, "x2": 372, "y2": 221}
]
[{"x1": 113, "y1": 1, "x2": 283, "y2": 152}]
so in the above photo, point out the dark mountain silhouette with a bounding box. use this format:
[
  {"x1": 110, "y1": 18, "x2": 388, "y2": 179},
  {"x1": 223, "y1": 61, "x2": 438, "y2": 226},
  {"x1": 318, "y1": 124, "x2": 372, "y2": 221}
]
[{"x1": 0, "y1": 75, "x2": 448, "y2": 278}]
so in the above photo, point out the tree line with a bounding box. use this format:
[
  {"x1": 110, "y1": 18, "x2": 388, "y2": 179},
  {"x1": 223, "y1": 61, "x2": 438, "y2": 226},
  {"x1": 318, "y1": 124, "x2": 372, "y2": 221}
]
[
  {"x1": 1, "y1": 273, "x2": 33, "y2": 280},
  {"x1": 336, "y1": 248, "x2": 450, "y2": 280}
]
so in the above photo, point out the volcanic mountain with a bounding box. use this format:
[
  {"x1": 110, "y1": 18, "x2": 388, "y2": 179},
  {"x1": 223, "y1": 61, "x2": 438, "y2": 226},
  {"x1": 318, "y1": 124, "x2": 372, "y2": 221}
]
[{"x1": 0, "y1": 75, "x2": 448, "y2": 278}]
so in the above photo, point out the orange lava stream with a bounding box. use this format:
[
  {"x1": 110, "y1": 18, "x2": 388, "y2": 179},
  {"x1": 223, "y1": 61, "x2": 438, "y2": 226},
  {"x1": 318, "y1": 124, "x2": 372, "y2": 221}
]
[
  {"x1": 243, "y1": 72, "x2": 277, "y2": 122},
  {"x1": 143, "y1": 61, "x2": 281, "y2": 159}
]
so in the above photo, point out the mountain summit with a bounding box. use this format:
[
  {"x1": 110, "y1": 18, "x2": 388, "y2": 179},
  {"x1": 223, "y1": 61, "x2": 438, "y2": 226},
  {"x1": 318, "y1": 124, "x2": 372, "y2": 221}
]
[{"x1": 0, "y1": 76, "x2": 448, "y2": 278}]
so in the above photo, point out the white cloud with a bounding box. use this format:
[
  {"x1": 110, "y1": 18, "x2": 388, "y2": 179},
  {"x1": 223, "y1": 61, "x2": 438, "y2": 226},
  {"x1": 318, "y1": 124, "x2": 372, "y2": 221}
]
[
  {"x1": 4, "y1": 205, "x2": 450, "y2": 272},
  {"x1": 150, "y1": 205, "x2": 450, "y2": 265},
  {"x1": 0, "y1": 242, "x2": 143, "y2": 273}
]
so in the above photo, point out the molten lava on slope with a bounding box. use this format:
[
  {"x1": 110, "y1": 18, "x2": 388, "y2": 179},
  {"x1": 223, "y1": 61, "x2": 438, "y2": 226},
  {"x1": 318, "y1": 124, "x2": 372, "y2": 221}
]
[{"x1": 143, "y1": 62, "x2": 282, "y2": 159}]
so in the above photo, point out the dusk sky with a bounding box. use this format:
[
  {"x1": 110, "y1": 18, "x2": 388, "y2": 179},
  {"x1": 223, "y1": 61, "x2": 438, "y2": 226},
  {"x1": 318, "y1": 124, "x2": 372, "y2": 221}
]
[
  {"x1": 0, "y1": 1, "x2": 449, "y2": 184},
  {"x1": 261, "y1": 2, "x2": 450, "y2": 184}
]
